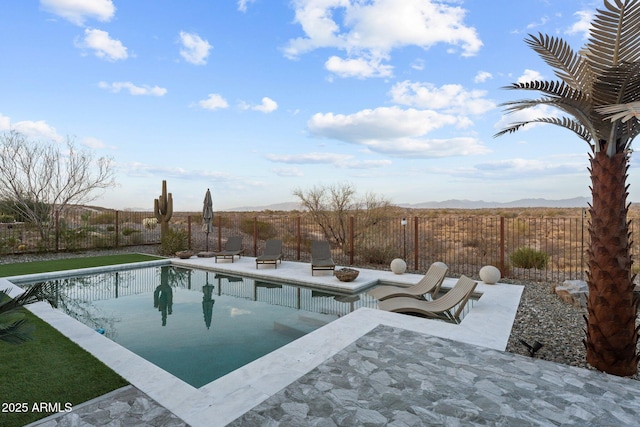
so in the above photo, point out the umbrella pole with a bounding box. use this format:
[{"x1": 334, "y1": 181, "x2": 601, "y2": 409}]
[{"x1": 205, "y1": 231, "x2": 209, "y2": 251}]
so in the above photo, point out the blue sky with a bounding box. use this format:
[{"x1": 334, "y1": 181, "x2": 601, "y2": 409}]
[{"x1": 1, "y1": 0, "x2": 637, "y2": 211}]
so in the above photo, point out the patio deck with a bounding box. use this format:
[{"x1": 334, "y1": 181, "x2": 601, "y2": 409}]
[{"x1": 6, "y1": 256, "x2": 640, "y2": 426}]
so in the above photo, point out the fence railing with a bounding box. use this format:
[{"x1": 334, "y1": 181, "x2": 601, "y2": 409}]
[{"x1": 1, "y1": 209, "x2": 638, "y2": 284}]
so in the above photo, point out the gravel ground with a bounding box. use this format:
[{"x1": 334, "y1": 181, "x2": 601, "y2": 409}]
[{"x1": 3, "y1": 246, "x2": 638, "y2": 379}]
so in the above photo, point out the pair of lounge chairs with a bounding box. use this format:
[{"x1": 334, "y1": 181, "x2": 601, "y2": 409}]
[{"x1": 370, "y1": 262, "x2": 478, "y2": 324}]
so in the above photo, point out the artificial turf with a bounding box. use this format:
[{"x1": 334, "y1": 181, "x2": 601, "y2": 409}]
[
  {"x1": 0, "y1": 253, "x2": 165, "y2": 277},
  {"x1": 0, "y1": 252, "x2": 164, "y2": 425},
  {"x1": 0, "y1": 310, "x2": 129, "y2": 427}
]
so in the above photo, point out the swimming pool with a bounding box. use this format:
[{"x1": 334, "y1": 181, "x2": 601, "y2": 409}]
[{"x1": 20, "y1": 265, "x2": 377, "y2": 388}]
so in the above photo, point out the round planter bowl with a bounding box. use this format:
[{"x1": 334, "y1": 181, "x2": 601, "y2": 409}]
[
  {"x1": 479, "y1": 265, "x2": 501, "y2": 284},
  {"x1": 175, "y1": 251, "x2": 194, "y2": 259},
  {"x1": 334, "y1": 268, "x2": 359, "y2": 282},
  {"x1": 390, "y1": 258, "x2": 407, "y2": 274}
]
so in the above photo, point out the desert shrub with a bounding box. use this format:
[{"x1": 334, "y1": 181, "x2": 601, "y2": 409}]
[
  {"x1": 510, "y1": 247, "x2": 549, "y2": 269},
  {"x1": 240, "y1": 218, "x2": 276, "y2": 240},
  {"x1": 143, "y1": 217, "x2": 158, "y2": 230},
  {"x1": 106, "y1": 225, "x2": 115, "y2": 232},
  {"x1": 360, "y1": 244, "x2": 399, "y2": 265},
  {"x1": 0, "y1": 213, "x2": 15, "y2": 223},
  {"x1": 159, "y1": 228, "x2": 188, "y2": 255},
  {"x1": 90, "y1": 212, "x2": 116, "y2": 224},
  {"x1": 93, "y1": 233, "x2": 116, "y2": 248},
  {"x1": 122, "y1": 227, "x2": 140, "y2": 236}
]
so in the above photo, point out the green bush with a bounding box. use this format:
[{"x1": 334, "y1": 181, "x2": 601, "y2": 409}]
[
  {"x1": 510, "y1": 247, "x2": 549, "y2": 269},
  {"x1": 159, "y1": 228, "x2": 188, "y2": 255}
]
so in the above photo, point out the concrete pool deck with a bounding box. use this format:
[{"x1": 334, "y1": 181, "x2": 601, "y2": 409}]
[{"x1": 6, "y1": 256, "x2": 640, "y2": 426}]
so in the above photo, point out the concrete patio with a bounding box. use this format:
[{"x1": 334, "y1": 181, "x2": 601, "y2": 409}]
[{"x1": 5, "y1": 255, "x2": 640, "y2": 426}]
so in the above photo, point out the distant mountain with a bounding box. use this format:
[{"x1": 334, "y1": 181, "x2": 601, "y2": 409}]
[
  {"x1": 399, "y1": 197, "x2": 591, "y2": 209},
  {"x1": 225, "y1": 201, "x2": 302, "y2": 212},
  {"x1": 224, "y1": 197, "x2": 594, "y2": 212}
]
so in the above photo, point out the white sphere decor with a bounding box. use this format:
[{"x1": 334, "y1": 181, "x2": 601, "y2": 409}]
[
  {"x1": 390, "y1": 258, "x2": 407, "y2": 274},
  {"x1": 479, "y1": 265, "x2": 501, "y2": 284},
  {"x1": 432, "y1": 261, "x2": 448, "y2": 270}
]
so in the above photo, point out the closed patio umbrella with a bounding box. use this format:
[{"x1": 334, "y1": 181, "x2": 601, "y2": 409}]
[{"x1": 202, "y1": 188, "x2": 214, "y2": 251}]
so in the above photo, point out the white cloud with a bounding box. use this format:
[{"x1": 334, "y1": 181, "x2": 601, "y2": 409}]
[
  {"x1": 0, "y1": 113, "x2": 63, "y2": 141},
  {"x1": 77, "y1": 28, "x2": 128, "y2": 61},
  {"x1": 517, "y1": 69, "x2": 543, "y2": 84},
  {"x1": 285, "y1": 0, "x2": 482, "y2": 78},
  {"x1": 40, "y1": 0, "x2": 115, "y2": 26},
  {"x1": 237, "y1": 0, "x2": 256, "y2": 13},
  {"x1": 98, "y1": 81, "x2": 167, "y2": 96},
  {"x1": 246, "y1": 97, "x2": 278, "y2": 113},
  {"x1": 566, "y1": 10, "x2": 594, "y2": 39},
  {"x1": 389, "y1": 81, "x2": 495, "y2": 115},
  {"x1": 307, "y1": 107, "x2": 489, "y2": 158},
  {"x1": 325, "y1": 55, "x2": 393, "y2": 78},
  {"x1": 179, "y1": 31, "x2": 212, "y2": 65},
  {"x1": 271, "y1": 167, "x2": 304, "y2": 177},
  {"x1": 472, "y1": 157, "x2": 586, "y2": 179},
  {"x1": 82, "y1": 136, "x2": 116, "y2": 150},
  {"x1": 266, "y1": 152, "x2": 391, "y2": 169},
  {"x1": 199, "y1": 93, "x2": 229, "y2": 110},
  {"x1": 474, "y1": 71, "x2": 493, "y2": 83}
]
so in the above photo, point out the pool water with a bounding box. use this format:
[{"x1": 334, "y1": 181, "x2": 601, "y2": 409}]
[{"x1": 22, "y1": 266, "x2": 376, "y2": 388}]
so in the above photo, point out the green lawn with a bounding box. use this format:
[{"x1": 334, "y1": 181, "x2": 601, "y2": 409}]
[
  {"x1": 0, "y1": 310, "x2": 129, "y2": 426},
  {"x1": 0, "y1": 253, "x2": 164, "y2": 426},
  {"x1": 0, "y1": 253, "x2": 165, "y2": 277}
]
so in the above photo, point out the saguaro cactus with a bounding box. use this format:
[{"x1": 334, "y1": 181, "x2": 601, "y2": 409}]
[{"x1": 154, "y1": 180, "x2": 173, "y2": 239}]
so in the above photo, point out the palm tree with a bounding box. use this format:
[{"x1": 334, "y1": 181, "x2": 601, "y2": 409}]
[{"x1": 495, "y1": 0, "x2": 640, "y2": 376}]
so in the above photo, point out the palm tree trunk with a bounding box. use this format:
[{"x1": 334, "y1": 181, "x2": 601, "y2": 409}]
[{"x1": 585, "y1": 150, "x2": 639, "y2": 376}]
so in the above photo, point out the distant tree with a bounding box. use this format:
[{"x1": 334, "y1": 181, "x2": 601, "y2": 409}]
[
  {"x1": 495, "y1": 0, "x2": 639, "y2": 376},
  {"x1": 293, "y1": 183, "x2": 392, "y2": 247},
  {"x1": 0, "y1": 131, "x2": 116, "y2": 241}
]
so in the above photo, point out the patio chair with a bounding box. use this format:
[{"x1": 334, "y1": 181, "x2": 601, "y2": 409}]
[
  {"x1": 377, "y1": 275, "x2": 478, "y2": 324},
  {"x1": 368, "y1": 262, "x2": 448, "y2": 301},
  {"x1": 311, "y1": 241, "x2": 335, "y2": 275},
  {"x1": 213, "y1": 236, "x2": 244, "y2": 263},
  {"x1": 256, "y1": 239, "x2": 283, "y2": 269}
]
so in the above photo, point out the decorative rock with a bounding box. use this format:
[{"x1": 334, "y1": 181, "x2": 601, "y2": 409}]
[
  {"x1": 552, "y1": 280, "x2": 588, "y2": 308},
  {"x1": 479, "y1": 265, "x2": 500, "y2": 284},
  {"x1": 390, "y1": 258, "x2": 407, "y2": 274}
]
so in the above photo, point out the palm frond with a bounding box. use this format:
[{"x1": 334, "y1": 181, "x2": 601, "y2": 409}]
[
  {"x1": 502, "y1": 80, "x2": 584, "y2": 100},
  {"x1": 585, "y1": 0, "x2": 640, "y2": 74},
  {"x1": 598, "y1": 101, "x2": 640, "y2": 122},
  {"x1": 592, "y1": 61, "x2": 640, "y2": 106},
  {"x1": 525, "y1": 33, "x2": 593, "y2": 93},
  {"x1": 494, "y1": 117, "x2": 592, "y2": 143},
  {"x1": 0, "y1": 283, "x2": 57, "y2": 315},
  {"x1": 0, "y1": 317, "x2": 35, "y2": 345}
]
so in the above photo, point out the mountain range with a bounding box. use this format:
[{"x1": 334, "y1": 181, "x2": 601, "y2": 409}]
[{"x1": 227, "y1": 197, "x2": 593, "y2": 211}]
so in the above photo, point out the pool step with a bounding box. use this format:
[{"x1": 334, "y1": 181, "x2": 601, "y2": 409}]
[{"x1": 273, "y1": 312, "x2": 337, "y2": 338}]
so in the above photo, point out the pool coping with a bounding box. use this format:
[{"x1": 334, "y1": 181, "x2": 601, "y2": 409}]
[{"x1": 3, "y1": 256, "x2": 523, "y2": 427}]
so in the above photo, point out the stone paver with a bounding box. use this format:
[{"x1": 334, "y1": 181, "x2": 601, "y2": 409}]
[
  {"x1": 25, "y1": 385, "x2": 188, "y2": 427},
  {"x1": 228, "y1": 325, "x2": 640, "y2": 426}
]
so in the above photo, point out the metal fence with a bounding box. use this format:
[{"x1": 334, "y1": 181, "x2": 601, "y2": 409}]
[{"x1": 2, "y1": 208, "x2": 639, "y2": 284}]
